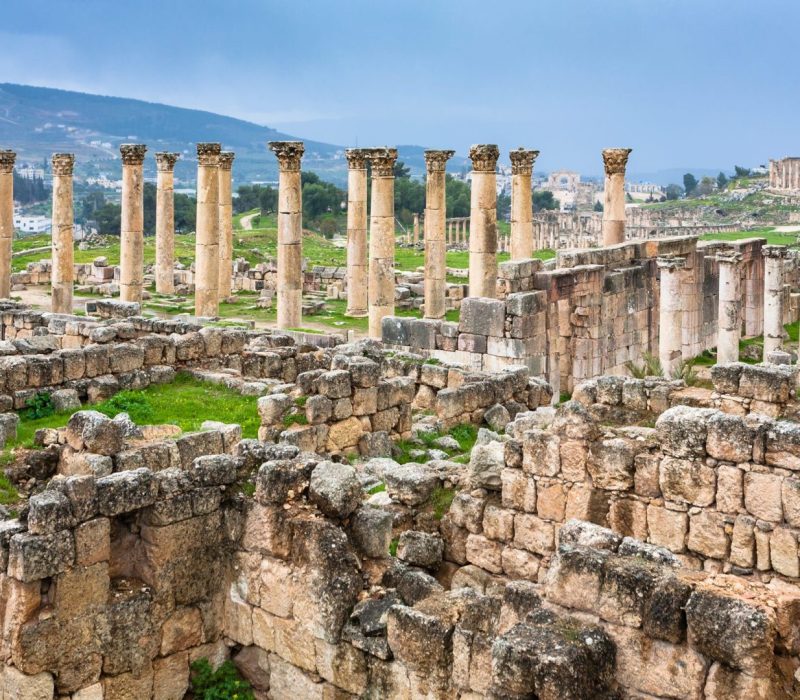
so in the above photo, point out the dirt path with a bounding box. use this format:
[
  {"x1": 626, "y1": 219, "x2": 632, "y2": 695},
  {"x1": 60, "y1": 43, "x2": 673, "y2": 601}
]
[{"x1": 239, "y1": 212, "x2": 259, "y2": 231}]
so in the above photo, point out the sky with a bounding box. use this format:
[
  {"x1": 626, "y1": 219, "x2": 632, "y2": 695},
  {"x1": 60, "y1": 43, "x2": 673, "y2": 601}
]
[{"x1": 1, "y1": 0, "x2": 798, "y2": 176}]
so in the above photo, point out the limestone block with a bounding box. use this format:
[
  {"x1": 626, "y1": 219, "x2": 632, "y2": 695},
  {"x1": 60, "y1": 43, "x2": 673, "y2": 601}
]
[
  {"x1": 268, "y1": 654, "x2": 324, "y2": 700},
  {"x1": 744, "y1": 471, "x2": 784, "y2": 522},
  {"x1": 314, "y1": 639, "x2": 368, "y2": 695},
  {"x1": 782, "y1": 477, "x2": 800, "y2": 527},
  {"x1": 513, "y1": 513, "x2": 554, "y2": 555},
  {"x1": 559, "y1": 439, "x2": 588, "y2": 482},
  {"x1": 458, "y1": 297, "x2": 505, "y2": 337},
  {"x1": 544, "y1": 545, "x2": 607, "y2": 611},
  {"x1": 633, "y1": 453, "x2": 661, "y2": 497},
  {"x1": 659, "y1": 456, "x2": 716, "y2": 507},
  {"x1": 688, "y1": 511, "x2": 729, "y2": 560},
  {"x1": 522, "y1": 429, "x2": 560, "y2": 477},
  {"x1": 646, "y1": 505, "x2": 688, "y2": 553},
  {"x1": 153, "y1": 652, "x2": 190, "y2": 700},
  {"x1": 730, "y1": 515, "x2": 756, "y2": 568},
  {"x1": 161, "y1": 606, "x2": 203, "y2": 655},
  {"x1": 482, "y1": 505, "x2": 515, "y2": 542},
  {"x1": 96, "y1": 468, "x2": 157, "y2": 516},
  {"x1": 703, "y1": 661, "x2": 777, "y2": 700},
  {"x1": 2, "y1": 666, "x2": 55, "y2": 700},
  {"x1": 465, "y1": 533, "x2": 504, "y2": 574},
  {"x1": 564, "y1": 483, "x2": 610, "y2": 524},
  {"x1": 450, "y1": 492, "x2": 486, "y2": 533},
  {"x1": 716, "y1": 465, "x2": 744, "y2": 514},
  {"x1": 608, "y1": 499, "x2": 648, "y2": 541},
  {"x1": 765, "y1": 420, "x2": 800, "y2": 470},
  {"x1": 349, "y1": 505, "x2": 393, "y2": 559},
  {"x1": 589, "y1": 438, "x2": 635, "y2": 491},
  {"x1": 27, "y1": 490, "x2": 75, "y2": 535},
  {"x1": 770, "y1": 527, "x2": 799, "y2": 578},
  {"x1": 536, "y1": 482, "x2": 567, "y2": 522},
  {"x1": 655, "y1": 405, "x2": 716, "y2": 458},
  {"x1": 75, "y1": 517, "x2": 110, "y2": 566},
  {"x1": 706, "y1": 412, "x2": 757, "y2": 463},
  {"x1": 8, "y1": 530, "x2": 75, "y2": 582}
]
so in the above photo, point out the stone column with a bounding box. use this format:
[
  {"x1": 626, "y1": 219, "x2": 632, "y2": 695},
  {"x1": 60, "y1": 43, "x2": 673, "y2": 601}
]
[
  {"x1": 468, "y1": 144, "x2": 500, "y2": 298},
  {"x1": 155, "y1": 152, "x2": 179, "y2": 295},
  {"x1": 120, "y1": 144, "x2": 147, "y2": 303},
  {"x1": 218, "y1": 151, "x2": 235, "y2": 300},
  {"x1": 657, "y1": 256, "x2": 686, "y2": 376},
  {"x1": 413, "y1": 213, "x2": 420, "y2": 245},
  {"x1": 601, "y1": 148, "x2": 632, "y2": 246},
  {"x1": 763, "y1": 245, "x2": 788, "y2": 358},
  {"x1": 269, "y1": 141, "x2": 305, "y2": 329},
  {"x1": 509, "y1": 147, "x2": 539, "y2": 260},
  {"x1": 366, "y1": 147, "x2": 398, "y2": 339},
  {"x1": 423, "y1": 149, "x2": 454, "y2": 320},
  {"x1": 716, "y1": 251, "x2": 743, "y2": 364},
  {"x1": 345, "y1": 149, "x2": 368, "y2": 317},
  {"x1": 50, "y1": 154, "x2": 75, "y2": 314},
  {"x1": 0, "y1": 150, "x2": 16, "y2": 299},
  {"x1": 195, "y1": 142, "x2": 221, "y2": 318}
]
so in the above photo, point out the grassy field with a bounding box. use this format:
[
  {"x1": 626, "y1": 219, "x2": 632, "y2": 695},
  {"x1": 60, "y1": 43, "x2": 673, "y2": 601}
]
[{"x1": 699, "y1": 228, "x2": 799, "y2": 246}]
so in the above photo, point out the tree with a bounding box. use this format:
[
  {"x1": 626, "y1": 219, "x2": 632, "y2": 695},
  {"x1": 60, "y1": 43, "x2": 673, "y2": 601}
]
[
  {"x1": 533, "y1": 190, "x2": 558, "y2": 211},
  {"x1": 665, "y1": 184, "x2": 683, "y2": 200},
  {"x1": 734, "y1": 165, "x2": 751, "y2": 178},
  {"x1": 95, "y1": 202, "x2": 121, "y2": 234},
  {"x1": 445, "y1": 175, "x2": 470, "y2": 218},
  {"x1": 695, "y1": 176, "x2": 716, "y2": 196},
  {"x1": 496, "y1": 192, "x2": 511, "y2": 221},
  {"x1": 259, "y1": 187, "x2": 277, "y2": 214},
  {"x1": 12, "y1": 171, "x2": 48, "y2": 205},
  {"x1": 593, "y1": 201, "x2": 603, "y2": 212},
  {"x1": 716, "y1": 172, "x2": 728, "y2": 190},
  {"x1": 683, "y1": 173, "x2": 698, "y2": 196},
  {"x1": 394, "y1": 177, "x2": 425, "y2": 224},
  {"x1": 393, "y1": 161, "x2": 411, "y2": 179},
  {"x1": 79, "y1": 190, "x2": 107, "y2": 223}
]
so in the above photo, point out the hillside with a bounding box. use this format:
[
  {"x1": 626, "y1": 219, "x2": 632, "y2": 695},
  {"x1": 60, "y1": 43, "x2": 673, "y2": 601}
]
[{"x1": 0, "y1": 84, "x2": 465, "y2": 184}]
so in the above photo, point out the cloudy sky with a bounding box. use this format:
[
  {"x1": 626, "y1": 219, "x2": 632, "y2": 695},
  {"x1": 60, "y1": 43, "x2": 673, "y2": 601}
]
[{"x1": 2, "y1": 0, "x2": 798, "y2": 175}]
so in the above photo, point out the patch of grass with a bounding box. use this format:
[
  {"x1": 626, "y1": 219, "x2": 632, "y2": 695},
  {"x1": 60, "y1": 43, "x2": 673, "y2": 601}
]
[
  {"x1": 21, "y1": 392, "x2": 55, "y2": 420},
  {"x1": 368, "y1": 483, "x2": 386, "y2": 495},
  {"x1": 0, "y1": 472, "x2": 19, "y2": 506},
  {"x1": 430, "y1": 486, "x2": 456, "y2": 520},
  {"x1": 294, "y1": 395, "x2": 308, "y2": 408},
  {"x1": 282, "y1": 412, "x2": 308, "y2": 428},
  {"x1": 190, "y1": 658, "x2": 254, "y2": 700},
  {"x1": 389, "y1": 538, "x2": 399, "y2": 557},
  {"x1": 449, "y1": 423, "x2": 478, "y2": 453},
  {"x1": 625, "y1": 352, "x2": 663, "y2": 379},
  {"x1": 240, "y1": 482, "x2": 256, "y2": 497}
]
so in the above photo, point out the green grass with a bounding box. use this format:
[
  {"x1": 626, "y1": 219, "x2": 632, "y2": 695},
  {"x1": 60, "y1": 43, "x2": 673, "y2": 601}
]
[
  {"x1": 394, "y1": 423, "x2": 478, "y2": 464},
  {"x1": 700, "y1": 228, "x2": 799, "y2": 247},
  {"x1": 12, "y1": 372, "x2": 261, "y2": 448},
  {"x1": 368, "y1": 483, "x2": 386, "y2": 495},
  {"x1": 0, "y1": 472, "x2": 19, "y2": 506},
  {"x1": 389, "y1": 538, "x2": 399, "y2": 557},
  {"x1": 282, "y1": 412, "x2": 308, "y2": 427},
  {"x1": 430, "y1": 486, "x2": 456, "y2": 520}
]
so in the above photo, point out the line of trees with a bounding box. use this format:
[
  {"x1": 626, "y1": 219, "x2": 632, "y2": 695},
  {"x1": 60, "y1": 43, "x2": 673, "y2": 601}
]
[
  {"x1": 85, "y1": 184, "x2": 196, "y2": 235},
  {"x1": 12, "y1": 172, "x2": 48, "y2": 205},
  {"x1": 675, "y1": 165, "x2": 755, "y2": 199}
]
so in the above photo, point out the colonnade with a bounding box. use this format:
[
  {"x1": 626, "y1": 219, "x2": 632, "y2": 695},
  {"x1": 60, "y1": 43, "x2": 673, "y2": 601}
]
[{"x1": 769, "y1": 158, "x2": 800, "y2": 190}]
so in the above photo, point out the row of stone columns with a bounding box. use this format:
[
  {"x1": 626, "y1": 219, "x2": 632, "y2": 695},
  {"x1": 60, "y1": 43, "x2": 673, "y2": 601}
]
[
  {"x1": 0, "y1": 151, "x2": 14, "y2": 300},
  {"x1": 51, "y1": 154, "x2": 75, "y2": 313},
  {"x1": 423, "y1": 150, "x2": 454, "y2": 320},
  {"x1": 770, "y1": 158, "x2": 800, "y2": 190}
]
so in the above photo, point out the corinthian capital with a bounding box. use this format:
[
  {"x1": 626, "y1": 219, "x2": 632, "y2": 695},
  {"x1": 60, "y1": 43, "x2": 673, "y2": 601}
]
[
  {"x1": 120, "y1": 144, "x2": 147, "y2": 166},
  {"x1": 763, "y1": 244, "x2": 789, "y2": 260},
  {"x1": 345, "y1": 148, "x2": 369, "y2": 170},
  {"x1": 51, "y1": 153, "x2": 75, "y2": 177},
  {"x1": 155, "y1": 152, "x2": 180, "y2": 172},
  {"x1": 197, "y1": 143, "x2": 222, "y2": 166},
  {"x1": 602, "y1": 148, "x2": 632, "y2": 176},
  {"x1": 716, "y1": 250, "x2": 742, "y2": 266},
  {"x1": 365, "y1": 147, "x2": 398, "y2": 177},
  {"x1": 424, "y1": 149, "x2": 455, "y2": 173},
  {"x1": 268, "y1": 141, "x2": 305, "y2": 172},
  {"x1": 469, "y1": 144, "x2": 500, "y2": 173},
  {"x1": 509, "y1": 147, "x2": 539, "y2": 176},
  {"x1": 656, "y1": 255, "x2": 686, "y2": 271},
  {"x1": 218, "y1": 151, "x2": 235, "y2": 171},
  {"x1": 0, "y1": 150, "x2": 16, "y2": 174}
]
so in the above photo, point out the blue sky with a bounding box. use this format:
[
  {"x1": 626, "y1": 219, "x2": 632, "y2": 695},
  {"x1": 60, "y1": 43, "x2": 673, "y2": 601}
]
[{"x1": 2, "y1": 0, "x2": 798, "y2": 175}]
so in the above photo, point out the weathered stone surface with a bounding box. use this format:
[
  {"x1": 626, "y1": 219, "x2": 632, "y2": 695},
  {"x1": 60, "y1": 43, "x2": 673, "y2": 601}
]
[
  {"x1": 96, "y1": 468, "x2": 157, "y2": 516},
  {"x1": 8, "y1": 530, "x2": 75, "y2": 582},
  {"x1": 659, "y1": 456, "x2": 716, "y2": 507},
  {"x1": 309, "y1": 461, "x2": 362, "y2": 518},
  {"x1": 384, "y1": 463, "x2": 439, "y2": 505},
  {"x1": 656, "y1": 405, "x2": 715, "y2": 458},
  {"x1": 396, "y1": 530, "x2": 444, "y2": 569},
  {"x1": 349, "y1": 505, "x2": 393, "y2": 558}
]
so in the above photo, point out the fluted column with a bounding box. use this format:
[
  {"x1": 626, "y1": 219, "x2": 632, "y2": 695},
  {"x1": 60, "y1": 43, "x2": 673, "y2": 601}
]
[
  {"x1": 345, "y1": 149, "x2": 368, "y2": 317},
  {"x1": 269, "y1": 141, "x2": 304, "y2": 329},
  {"x1": 412, "y1": 213, "x2": 420, "y2": 245},
  {"x1": 657, "y1": 256, "x2": 686, "y2": 376},
  {"x1": 468, "y1": 144, "x2": 500, "y2": 298},
  {"x1": 717, "y1": 251, "x2": 743, "y2": 364},
  {"x1": 218, "y1": 151, "x2": 235, "y2": 300},
  {"x1": 423, "y1": 149, "x2": 454, "y2": 320},
  {"x1": 763, "y1": 245, "x2": 788, "y2": 358},
  {"x1": 120, "y1": 144, "x2": 146, "y2": 303},
  {"x1": 51, "y1": 154, "x2": 75, "y2": 313},
  {"x1": 0, "y1": 151, "x2": 15, "y2": 299},
  {"x1": 195, "y1": 142, "x2": 221, "y2": 318},
  {"x1": 509, "y1": 147, "x2": 539, "y2": 260},
  {"x1": 601, "y1": 148, "x2": 632, "y2": 246},
  {"x1": 367, "y1": 147, "x2": 398, "y2": 338},
  {"x1": 155, "y1": 152, "x2": 179, "y2": 295}
]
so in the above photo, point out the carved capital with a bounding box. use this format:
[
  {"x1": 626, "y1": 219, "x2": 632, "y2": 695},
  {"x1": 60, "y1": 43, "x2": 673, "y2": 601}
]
[
  {"x1": 218, "y1": 151, "x2": 235, "y2": 171},
  {"x1": 716, "y1": 250, "x2": 743, "y2": 266},
  {"x1": 0, "y1": 150, "x2": 16, "y2": 174},
  {"x1": 268, "y1": 141, "x2": 304, "y2": 172},
  {"x1": 345, "y1": 148, "x2": 369, "y2": 170},
  {"x1": 656, "y1": 255, "x2": 686, "y2": 271},
  {"x1": 197, "y1": 142, "x2": 221, "y2": 166},
  {"x1": 509, "y1": 147, "x2": 539, "y2": 175},
  {"x1": 424, "y1": 149, "x2": 455, "y2": 173},
  {"x1": 51, "y1": 153, "x2": 75, "y2": 177},
  {"x1": 469, "y1": 144, "x2": 500, "y2": 173},
  {"x1": 365, "y1": 147, "x2": 398, "y2": 177},
  {"x1": 602, "y1": 148, "x2": 632, "y2": 176},
  {"x1": 120, "y1": 144, "x2": 147, "y2": 166},
  {"x1": 763, "y1": 244, "x2": 789, "y2": 260},
  {"x1": 155, "y1": 152, "x2": 180, "y2": 172}
]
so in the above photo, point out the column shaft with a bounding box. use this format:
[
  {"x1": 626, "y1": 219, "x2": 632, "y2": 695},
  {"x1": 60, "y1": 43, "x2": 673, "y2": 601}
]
[
  {"x1": 218, "y1": 152, "x2": 235, "y2": 299},
  {"x1": 763, "y1": 245, "x2": 787, "y2": 357},
  {"x1": 717, "y1": 253, "x2": 742, "y2": 364},
  {"x1": 155, "y1": 152, "x2": 178, "y2": 294},
  {"x1": 195, "y1": 143, "x2": 221, "y2": 318},
  {"x1": 270, "y1": 141, "x2": 304, "y2": 329},
  {"x1": 345, "y1": 149, "x2": 368, "y2": 317},
  {"x1": 468, "y1": 145, "x2": 500, "y2": 298},
  {"x1": 51, "y1": 154, "x2": 75, "y2": 313},
  {"x1": 367, "y1": 147, "x2": 398, "y2": 338},
  {"x1": 0, "y1": 151, "x2": 15, "y2": 299},
  {"x1": 120, "y1": 144, "x2": 147, "y2": 303},
  {"x1": 423, "y1": 150, "x2": 454, "y2": 320},
  {"x1": 657, "y1": 256, "x2": 685, "y2": 376},
  {"x1": 509, "y1": 148, "x2": 538, "y2": 260},
  {"x1": 601, "y1": 148, "x2": 632, "y2": 246}
]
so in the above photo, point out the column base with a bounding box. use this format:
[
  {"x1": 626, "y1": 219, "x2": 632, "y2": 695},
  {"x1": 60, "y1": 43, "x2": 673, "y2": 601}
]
[{"x1": 344, "y1": 309, "x2": 368, "y2": 318}]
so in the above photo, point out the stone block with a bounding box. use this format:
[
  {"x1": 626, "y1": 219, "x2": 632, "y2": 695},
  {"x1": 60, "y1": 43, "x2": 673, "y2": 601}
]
[
  {"x1": 659, "y1": 456, "x2": 716, "y2": 507},
  {"x1": 646, "y1": 505, "x2": 687, "y2": 553},
  {"x1": 744, "y1": 471, "x2": 783, "y2": 522},
  {"x1": 8, "y1": 530, "x2": 75, "y2": 582},
  {"x1": 687, "y1": 511, "x2": 728, "y2": 560},
  {"x1": 459, "y1": 297, "x2": 506, "y2": 337}
]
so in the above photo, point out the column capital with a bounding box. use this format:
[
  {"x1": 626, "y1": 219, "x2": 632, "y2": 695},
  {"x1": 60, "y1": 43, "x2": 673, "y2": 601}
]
[
  {"x1": 469, "y1": 144, "x2": 500, "y2": 173},
  {"x1": 345, "y1": 148, "x2": 369, "y2": 169},
  {"x1": 365, "y1": 147, "x2": 398, "y2": 177},
  {"x1": 602, "y1": 148, "x2": 632, "y2": 176},
  {"x1": 716, "y1": 250, "x2": 743, "y2": 266},
  {"x1": 197, "y1": 142, "x2": 222, "y2": 166},
  {"x1": 656, "y1": 255, "x2": 686, "y2": 271},
  {"x1": 509, "y1": 147, "x2": 539, "y2": 175},
  {"x1": 155, "y1": 152, "x2": 180, "y2": 172},
  {"x1": 218, "y1": 151, "x2": 235, "y2": 170},
  {"x1": 0, "y1": 150, "x2": 16, "y2": 173},
  {"x1": 51, "y1": 153, "x2": 75, "y2": 176},
  {"x1": 120, "y1": 144, "x2": 147, "y2": 165},
  {"x1": 424, "y1": 149, "x2": 455, "y2": 173},
  {"x1": 268, "y1": 141, "x2": 304, "y2": 172},
  {"x1": 763, "y1": 244, "x2": 789, "y2": 259}
]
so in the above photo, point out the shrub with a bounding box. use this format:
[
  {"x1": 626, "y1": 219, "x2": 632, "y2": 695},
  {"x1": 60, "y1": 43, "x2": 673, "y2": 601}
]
[
  {"x1": 190, "y1": 659, "x2": 254, "y2": 700},
  {"x1": 23, "y1": 392, "x2": 55, "y2": 420},
  {"x1": 625, "y1": 352, "x2": 663, "y2": 379}
]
